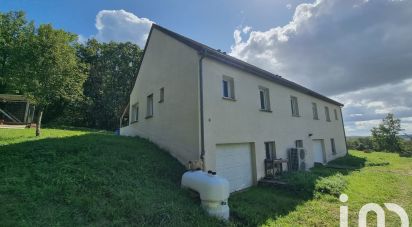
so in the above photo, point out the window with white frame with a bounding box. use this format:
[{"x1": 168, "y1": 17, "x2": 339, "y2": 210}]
[
  {"x1": 265, "y1": 141, "x2": 276, "y2": 159},
  {"x1": 312, "y1": 102, "x2": 319, "y2": 120},
  {"x1": 291, "y1": 96, "x2": 300, "y2": 117},
  {"x1": 131, "y1": 103, "x2": 139, "y2": 122},
  {"x1": 159, "y1": 87, "x2": 164, "y2": 103},
  {"x1": 222, "y1": 76, "x2": 235, "y2": 99},
  {"x1": 331, "y1": 138, "x2": 336, "y2": 155},
  {"x1": 259, "y1": 86, "x2": 270, "y2": 111},
  {"x1": 146, "y1": 94, "x2": 153, "y2": 117},
  {"x1": 334, "y1": 109, "x2": 338, "y2": 120},
  {"x1": 325, "y1": 106, "x2": 331, "y2": 122}
]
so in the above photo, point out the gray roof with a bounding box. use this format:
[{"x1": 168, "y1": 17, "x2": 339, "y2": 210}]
[{"x1": 150, "y1": 24, "x2": 343, "y2": 106}]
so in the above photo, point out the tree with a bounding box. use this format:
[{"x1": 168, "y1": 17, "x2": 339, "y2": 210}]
[
  {"x1": 28, "y1": 25, "x2": 86, "y2": 136},
  {"x1": 77, "y1": 40, "x2": 142, "y2": 130},
  {"x1": 371, "y1": 113, "x2": 403, "y2": 152},
  {"x1": 0, "y1": 11, "x2": 35, "y2": 94}
]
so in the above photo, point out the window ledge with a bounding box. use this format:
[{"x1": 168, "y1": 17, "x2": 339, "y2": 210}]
[
  {"x1": 145, "y1": 115, "x2": 153, "y2": 119},
  {"x1": 158, "y1": 100, "x2": 164, "y2": 103},
  {"x1": 222, "y1": 96, "x2": 236, "y2": 101},
  {"x1": 260, "y1": 109, "x2": 272, "y2": 113},
  {"x1": 130, "y1": 120, "x2": 139, "y2": 124},
  {"x1": 292, "y1": 115, "x2": 300, "y2": 117}
]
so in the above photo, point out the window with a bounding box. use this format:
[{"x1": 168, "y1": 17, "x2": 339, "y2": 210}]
[
  {"x1": 265, "y1": 141, "x2": 276, "y2": 159},
  {"x1": 295, "y1": 140, "x2": 303, "y2": 148},
  {"x1": 159, "y1": 87, "x2": 164, "y2": 103},
  {"x1": 291, "y1": 96, "x2": 300, "y2": 117},
  {"x1": 146, "y1": 94, "x2": 153, "y2": 118},
  {"x1": 325, "y1": 106, "x2": 331, "y2": 122},
  {"x1": 259, "y1": 86, "x2": 271, "y2": 111},
  {"x1": 312, "y1": 102, "x2": 319, "y2": 120},
  {"x1": 222, "y1": 76, "x2": 235, "y2": 99},
  {"x1": 131, "y1": 103, "x2": 139, "y2": 122},
  {"x1": 331, "y1": 138, "x2": 336, "y2": 155},
  {"x1": 334, "y1": 109, "x2": 338, "y2": 120}
]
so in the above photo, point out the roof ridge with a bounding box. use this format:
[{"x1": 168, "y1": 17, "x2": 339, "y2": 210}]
[{"x1": 151, "y1": 24, "x2": 343, "y2": 106}]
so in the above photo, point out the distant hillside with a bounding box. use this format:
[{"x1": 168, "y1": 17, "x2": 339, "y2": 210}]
[
  {"x1": 400, "y1": 134, "x2": 412, "y2": 141},
  {"x1": 347, "y1": 134, "x2": 411, "y2": 141}
]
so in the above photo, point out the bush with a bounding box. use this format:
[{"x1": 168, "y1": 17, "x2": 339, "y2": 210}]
[
  {"x1": 314, "y1": 173, "x2": 347, "y2": 197},
  {"x1": 280, "y1": 171, "x2": 318, "y2": 197}
]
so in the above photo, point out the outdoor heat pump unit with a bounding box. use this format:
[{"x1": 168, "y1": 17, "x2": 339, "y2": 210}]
[{"x1": 181, "y1": 170, "x2": 230, "y2": 220}]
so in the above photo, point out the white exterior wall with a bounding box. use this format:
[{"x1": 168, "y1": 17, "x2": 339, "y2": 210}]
[
  {"x1": 120, "y1": 29, "x2": 201, "y2": 164},
  {"x1": 202, "y1": 58, "x2": 347, "y2": 181}
]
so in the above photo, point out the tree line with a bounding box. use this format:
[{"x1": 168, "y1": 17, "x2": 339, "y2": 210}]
[
  {"x1": 0, "y1": 11, "x2": 143, "y2": 135},
  {"x1": 347, "y1": 113, "x2": 412, "y2": 156}
]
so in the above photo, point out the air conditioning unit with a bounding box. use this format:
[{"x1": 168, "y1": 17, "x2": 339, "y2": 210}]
[
  {"x1": 298, "y1": 148, "x2": 306, "y2": 170},
  {"x1": 288, "y1": 148, "x2": 299, "y2": 171}
]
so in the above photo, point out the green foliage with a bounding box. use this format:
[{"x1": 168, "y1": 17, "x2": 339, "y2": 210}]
[
  {"x1": 0, "y1": 11, "x2": 35, "y2": 93},
  {"x1": 328, "y1": 153, "x2": 366, "y2": 168},
  {"x1": 27, "y1": 24, "x2": 86, "y2": 108},
  {"x1": 233, "y1": 150, "x2": 412, "y2": 226},
  {"x1": 314, "y1": 173, "x2": 347, "y2": 197},
  {"x1": 2, "y1": 130, "x2": 412, "y2": 226},
  {"x1": 0, "y1": 11, "x2": 87, "y2": 135},
  {"x1": 75, "y1": 40, "x2": 143, "y2": 130},
  {"x1": 1, "y1": 10, "x2": 144, "y2": 131},
  {"x1": 280, "y1": 171, "x2": 319, "y2": 197},
  {"x1": 347, "y1": 137, "x2": 374, "y2": 151},
  {"x1": 400, "y1": 140, "x2": 412, "y2": 157},
  {"x1": 0, "y1": 128, "x2": 224, "y2": 226},
  {"x1": 371, "y1": 113, "x2": 403, "y2": 152}
]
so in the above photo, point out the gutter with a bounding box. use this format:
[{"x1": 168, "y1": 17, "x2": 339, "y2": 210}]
[
  {"x1": 339, "y1": 107, "x2": 349, "y2": 155},
  {"x1": 199, "y1": 49, "x2": 207, "y2": 166}
]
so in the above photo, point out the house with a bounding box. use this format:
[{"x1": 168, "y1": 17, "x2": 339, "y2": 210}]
[{"x1": 120, "y1": 24, "x2": 347, "y2": 192}]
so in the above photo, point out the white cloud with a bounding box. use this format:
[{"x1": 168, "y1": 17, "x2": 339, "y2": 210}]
[
  {"x1": 242, "y1": 26, "x2": 252, "y2": 34},
  {"x1": 334, "y1": 79, "x2": 412, "y2": 135},
  {"x1": 77, "y1": 34, "x2": 87, "y2": 44},
  {"x1": 230, "y1": 0, "x2": 412, "y2": 95},
  {"x1": 230, "y1": 0, "x2": 412, "y2": 135},
  {"x1": 286, "y1": 3, "x2": 293, "y2": 10},
  {"x1": 94, "y1": 9, "x2": 154, "y2": 48}
]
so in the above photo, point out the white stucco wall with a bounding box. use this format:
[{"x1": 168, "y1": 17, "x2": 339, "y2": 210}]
[
  {"x1": 120, "y1": 28, "x2": 201, "y2": 165},
  {"x1": 202, "y1": 58, "x2": 347, "y2": 181}
]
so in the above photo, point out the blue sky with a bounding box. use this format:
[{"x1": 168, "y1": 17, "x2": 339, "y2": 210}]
[
  {"x1": 0, "y1": 0, "x2": 306, "y2": 51},
  {"x1": 1, "y1": 0, "x2": 412, "y2": 136}
]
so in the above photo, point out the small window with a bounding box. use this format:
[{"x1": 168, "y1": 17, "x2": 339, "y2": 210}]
[
  {"x1": 259, "y1": 86, "x2": 270, "y2": 111},
  {"x1": 334, "y1": 109, "x2": 338, "y2": 121},
  {"x1": 159, "y1": 87, "x2": 164, "y2": 103},
  {"x1": 146, "y1": 94, "x2": 153, "y2": 117},
  {"x1": 222, "y1": 76, "x2": 235, "y2": 99},
  {"x1": 312, "y1": 102, "x2": 319, "y2": 120},
  {"x1": 131, "y1": 103, "x2": 139, "y2": 122},
  {"x1": 325, "y1": 106, "x2": 331, "y2": 122},
  {"x1": 331, "y1": 138, "x2": 336, "y2": 155},
  {"x1": 265, "y1": 141, "x2": 276, "y2": 159},
  {"x1": 291, "y1": 96, "x2": 300, "y2": 117},
  {"x1": 295, "y1": 140, "x2": 303, "y2": 148}
]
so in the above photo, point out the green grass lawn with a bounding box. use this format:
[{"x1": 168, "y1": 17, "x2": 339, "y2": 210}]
[{"x1": 1, "y1": 128, "x2": 411, "y2": 226}]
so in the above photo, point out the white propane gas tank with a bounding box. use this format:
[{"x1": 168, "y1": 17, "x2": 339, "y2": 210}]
[{"x1": 181, "y1": 170, "x2": 230, "y2": 220}]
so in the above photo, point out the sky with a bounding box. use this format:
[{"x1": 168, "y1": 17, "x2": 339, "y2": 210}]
[{"x1": 1, "y1": 0, "x2": 412, "y2": 136}]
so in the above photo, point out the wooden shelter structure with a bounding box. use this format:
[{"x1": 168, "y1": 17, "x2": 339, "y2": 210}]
[{"x1": 0, "y1": 94, "x2": 35, "y2": 125}]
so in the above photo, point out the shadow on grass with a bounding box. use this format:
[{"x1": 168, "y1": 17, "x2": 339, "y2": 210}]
[
  {"x1": 0, "y1": 133, "x2": 225, "y2": 226},
  {"x1": 229, "y1": 154, "x2": 366, "y2": 226}
]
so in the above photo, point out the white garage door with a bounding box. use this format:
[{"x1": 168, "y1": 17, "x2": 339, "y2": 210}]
[
  {"x1": 312, "y1": 139, "x2": 325, "y2": 164},
  {"x1": 216, "y1": 143, "x2": 254, "y2": 192}
]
